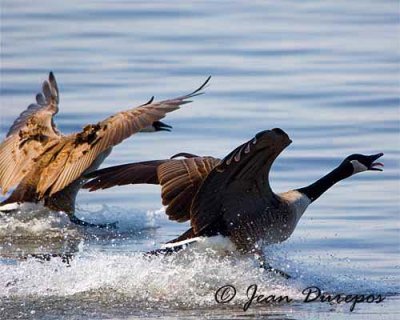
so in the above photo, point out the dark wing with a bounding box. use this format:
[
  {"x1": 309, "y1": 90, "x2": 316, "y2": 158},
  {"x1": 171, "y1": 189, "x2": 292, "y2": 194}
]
[
  {"x1": 36, "y1": 77, "x2": 210, "y2": 197},
  {"x1": 0, "y1": 72, "x2": 61, "y2": 194},
  {"x1": 83, "y1": 155, "x2": 220, "y2": 222},
  {"x1": 190, "y1": 129, "x2": 292, "y2": 235},
  {"x1": 83, "y1": 160, "x2": 168, "y2": 190}
]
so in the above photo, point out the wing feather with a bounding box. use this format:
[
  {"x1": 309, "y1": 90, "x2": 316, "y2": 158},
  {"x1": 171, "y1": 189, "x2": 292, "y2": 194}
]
[
  {"x1": 0, "y1": 72, "x2": 61, "y2": 194},
  {"x1": 39, "y1": 77, "x2": 210, "y2": 196},
  {"x1": 83, "y1": 155, "x2": 220, "y2": 222},
  {"x1": 158, "y1": 156, "x2": 220, "y2": 221},
  {"x1": 83, "y1": 160, "x2": 166, "y2": 191},
  {"x1": 190, "y1": 130, "x2": 291, "y2": 234}
]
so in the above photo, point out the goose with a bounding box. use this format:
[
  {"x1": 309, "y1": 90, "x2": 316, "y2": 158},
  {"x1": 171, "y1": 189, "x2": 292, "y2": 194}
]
[
  {"x1": 84, "y1": 129, "x2": 384, "y2": 274},
  {"x1": 0, "y1": 72, "x2": 210, "y2": 227},
  {"x1": 83, "y1": 128, "x2": 383, "y2": 273}
]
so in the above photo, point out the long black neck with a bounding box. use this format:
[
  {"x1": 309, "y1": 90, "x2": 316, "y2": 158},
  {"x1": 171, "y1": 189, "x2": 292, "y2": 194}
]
[{"x1": 297, "y1": 162, "x2": 353, "y2": 202}]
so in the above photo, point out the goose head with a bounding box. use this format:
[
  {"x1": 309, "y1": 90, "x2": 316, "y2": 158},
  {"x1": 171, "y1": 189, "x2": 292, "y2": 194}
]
[
  {"x1": 343, "y1": 153, "x2": 384, "y2": 174},
  {"x1": 140, "y1": 121, "x2": 172, "y2": 132},
  {"x1": 152, "y1": 121, "x2": 172, "y2": 132}
]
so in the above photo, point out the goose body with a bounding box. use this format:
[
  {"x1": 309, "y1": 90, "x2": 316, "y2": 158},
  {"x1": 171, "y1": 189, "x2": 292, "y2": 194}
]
[
  {"x1": 0, "y1": 73, "x2": 210, "y2": 226},
  {"x1": 84, "y1": 129, "x2": 384, "y2": 257}
]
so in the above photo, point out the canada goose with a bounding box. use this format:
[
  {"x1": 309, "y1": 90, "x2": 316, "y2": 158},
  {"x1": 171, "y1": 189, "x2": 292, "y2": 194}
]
[
  {"x1": 0, "y1": 72, "x2": 210, "y2": 227},
  {"x1": 84, "y1": 129, "x2": 383, "y2": 274}
]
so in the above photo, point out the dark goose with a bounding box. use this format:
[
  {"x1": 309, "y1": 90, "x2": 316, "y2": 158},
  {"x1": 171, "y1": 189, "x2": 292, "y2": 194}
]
[
  {"x1": 0, "y1": 73, "x2": 210, "y2": 227},
  {"x1": 84, "y1": 129, "x2": 384, "y2": 271}
]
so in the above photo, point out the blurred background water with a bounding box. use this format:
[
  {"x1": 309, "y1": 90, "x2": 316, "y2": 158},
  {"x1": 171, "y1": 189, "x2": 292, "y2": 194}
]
[{"x1": 0, "y1": 0, "x2": 399, "y2": 319}]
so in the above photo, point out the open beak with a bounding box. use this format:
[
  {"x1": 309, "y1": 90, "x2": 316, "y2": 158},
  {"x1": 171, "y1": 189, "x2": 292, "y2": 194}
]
[
  {"x1": 153, "y1": 121, "x2": 172, "y2": 132},
  {"x1": 368, "y1": 153, "x2": 384, "y2": 171}
]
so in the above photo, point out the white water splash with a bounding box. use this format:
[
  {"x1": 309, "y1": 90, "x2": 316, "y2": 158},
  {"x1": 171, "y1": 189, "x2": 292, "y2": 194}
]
[
  {"x1": 0, "y1": 204, "x2": 397, "y2": 312},
  {"x1": 0, "y1": 203, "x2": 75, "y2": 238},
  {"x1": 1, "y1": 243, "x2": 396, "y2": 309},
  {"x1": 0, "y1": 248, "x2": 301, "y2": 306},
  {"x1": 75, "y1": 204, "x2": 167, "y2": 232},
  {"x1": 0, "y1": 203, "x2": 165, "y2": 239}
]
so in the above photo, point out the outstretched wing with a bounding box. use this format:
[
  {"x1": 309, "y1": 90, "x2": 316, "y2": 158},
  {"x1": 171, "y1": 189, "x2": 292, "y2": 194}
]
[
  {"x1": 83, "y1": 154, "x2": 220, "y2": 222},
  {"x1": 157, "y1": 156, "x2": 220, "y2": 222},
  {"x1": 0, "y1": 72, "x2": 61, "y2": 194},
  {"x1": 83, "y1": 159, "x2": 169, "y2": 190},
  {"x1": 37, "y1": 77, "x2": 211, "y2": 197},
  {"x1": 190, "y1": 129, "x2": 292, "y2": 235}
]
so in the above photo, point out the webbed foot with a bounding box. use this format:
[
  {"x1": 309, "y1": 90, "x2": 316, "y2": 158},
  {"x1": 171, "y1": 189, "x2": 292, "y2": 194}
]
[
  {"x1": 261, "y1": 263, "x2": 291, "y2": 279},
  {"x1": 254, "y1": 250, "x2": 291, "y2": 279}
]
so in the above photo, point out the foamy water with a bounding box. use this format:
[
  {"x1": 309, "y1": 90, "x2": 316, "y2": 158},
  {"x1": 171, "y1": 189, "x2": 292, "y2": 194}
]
[{"x1": 0, "y1": 205, "x2": 398, "y2": 319}]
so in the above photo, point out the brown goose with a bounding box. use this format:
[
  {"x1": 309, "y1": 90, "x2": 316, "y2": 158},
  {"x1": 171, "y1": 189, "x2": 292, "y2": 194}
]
[
  {"x1": 0, "y1": 72, "x2": 210, "y2": 227},
  {"x1": 84, "y1": 129, "x2": 384, "y2": 272}
]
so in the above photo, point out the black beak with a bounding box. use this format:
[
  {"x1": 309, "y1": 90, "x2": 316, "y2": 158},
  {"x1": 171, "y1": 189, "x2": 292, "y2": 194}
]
[
  {"x1": 153, "y1": 121, "x2": 172, "y2": 132},
  {"x1": 367, "y1": 153, "x2": 384, "y2": 171}
]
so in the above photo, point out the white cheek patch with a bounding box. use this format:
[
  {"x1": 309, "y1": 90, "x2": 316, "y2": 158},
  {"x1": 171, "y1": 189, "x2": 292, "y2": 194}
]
[{"x1": 350, "y1": 160, "x2": 368, "y2": 174}]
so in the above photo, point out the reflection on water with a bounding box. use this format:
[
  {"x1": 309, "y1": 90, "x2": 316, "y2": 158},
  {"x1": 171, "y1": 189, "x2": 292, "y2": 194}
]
[{"x1": 0, "y1": 0, "x2": 399, "y2": 319}]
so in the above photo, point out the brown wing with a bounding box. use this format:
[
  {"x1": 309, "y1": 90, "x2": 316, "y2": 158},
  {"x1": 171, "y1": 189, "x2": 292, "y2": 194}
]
[
  {"x1": 36, "y1": 77, "x2": 211, "y2": 197},
  {"x1": 83, "y1": 152, "x2": 203, "y2": 191},
  {"x1": 158, "y1": 156, "x2": 220, "y2": 222},
  {"x1": 0, "y1": 72, "x2": 61, "y2": 194},
  {"x1": 83, "y1": 154, "x2": 220, "y2": 222},
  {"x1": 83, "y1": 160, "x2": 168, "y2": 190}
]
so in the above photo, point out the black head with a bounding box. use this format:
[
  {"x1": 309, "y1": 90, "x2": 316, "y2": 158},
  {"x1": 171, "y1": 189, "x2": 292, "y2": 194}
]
[
  {"x1": 153, "y1": 121, "x2": 172, "y2": 132},
  {"x1": 343, "y1": 153, "x2": 384, "y2": 173}
]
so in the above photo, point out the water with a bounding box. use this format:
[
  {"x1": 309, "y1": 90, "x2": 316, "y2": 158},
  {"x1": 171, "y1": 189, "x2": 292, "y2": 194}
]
[{"x1": 0, "y1": 0, "x2": 399, "y2": 319}]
